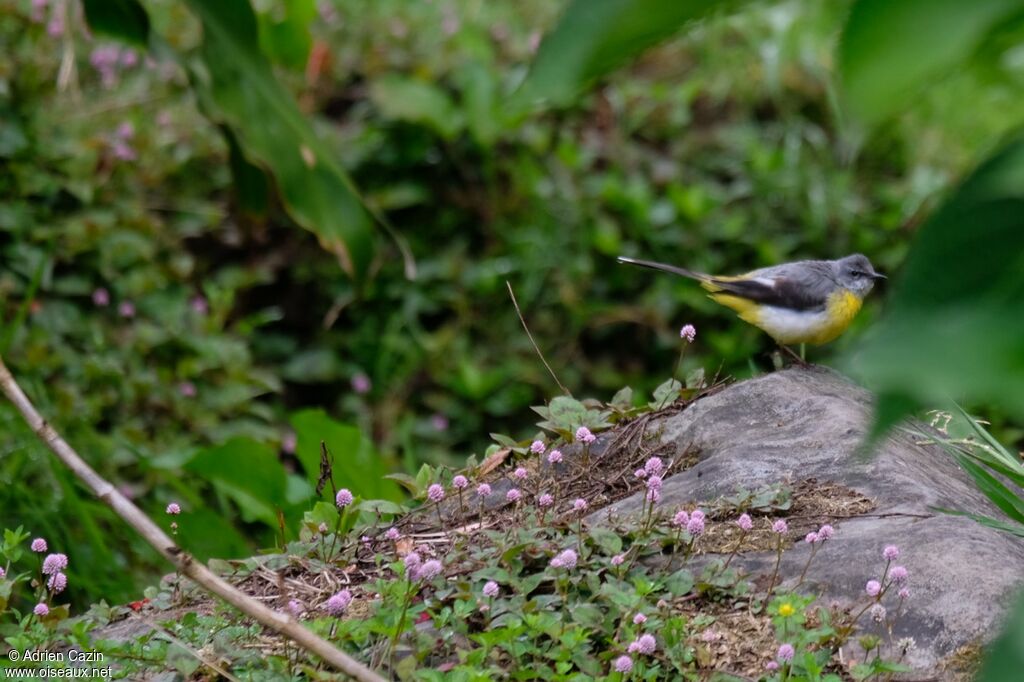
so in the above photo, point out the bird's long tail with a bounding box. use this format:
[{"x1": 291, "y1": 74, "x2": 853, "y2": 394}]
[{"x1": 616, "y1": 256, "x2": 709, "y2": 282}]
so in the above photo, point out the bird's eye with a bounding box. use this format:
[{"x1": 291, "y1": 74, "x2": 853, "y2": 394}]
[{"x1": 851, "y1": 270, "x2": 866, "y2": 278}]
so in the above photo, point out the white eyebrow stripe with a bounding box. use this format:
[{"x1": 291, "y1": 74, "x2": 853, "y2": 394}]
[{"x1": 752, "y1": 277, "x2": 776, "y2": 287}]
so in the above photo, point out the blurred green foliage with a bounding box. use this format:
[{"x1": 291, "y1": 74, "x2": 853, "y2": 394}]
[{"x1": 2, "y1": 0, "x2": 1024, "y2": 613}]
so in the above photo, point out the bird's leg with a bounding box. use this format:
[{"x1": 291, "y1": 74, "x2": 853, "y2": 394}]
[{"x1": 778, "y1": 344, "x2": 810, "y2": 367}]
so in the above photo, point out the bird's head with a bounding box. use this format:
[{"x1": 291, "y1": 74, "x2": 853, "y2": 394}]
[{"x1": 836, "y1": 254, "x2": 886, "y2": 296}]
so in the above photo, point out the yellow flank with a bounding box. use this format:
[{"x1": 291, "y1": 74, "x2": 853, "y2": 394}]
[
  {"x1": 702, "y1": 285, "x2": 863, "y2": 345},
  {"x1": 814, "y1": 289, "x2": 863, "y2": 344}
]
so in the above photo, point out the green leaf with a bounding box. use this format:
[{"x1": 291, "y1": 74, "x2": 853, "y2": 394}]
[
  {"x1": 290, "y1": 409, "x2": 401, "y2": 502},
  {"x1": 650, "y1": 378, "x2": 682, "y2": 409},
  {"x1": 82, "y1": 0, "x2": 150, "y2": 47},
  {"x1": 664, "y1": 568, "x2": 695, "y2": 597},
  {"x1": 571, "y1": 602, "x2": 604, "y2": 629},
  {"x1": 610, "y1": 386, "x2": 633, "y2": 408},
  {"x1": 979, "y1": 590, "x2": 1024, "y2": 681},
  {"x1": 844, "y1": 137, "x2": 1024, "y2": 434},
  {"x1": 519, "y1": 0, "x2": 750, "y2": 107},
  {"x1": 224, "y1": 126, "x2": 270, "y2": 216},
  {"x1": 950, "y1": 453, "x2": 1024, "y2": 524},
  {"x1": 370, "y1": 75, "x2": 462, "y2": 139},
  {"x1": 186, "y1": 438, "x2": 290, "y2": 526},
  {"x1": 182, "y1": 0, "x2": 375, "y2": 281},
  {"x1": 546, "y1": 396, "x2": 589, "y2": 429},
  {"x1": 255, "y1": 0, "x2": 315, "y2": 70},
  {"x1": 838, "y1": 0, "x2": 1024, "y2": 126},
  {"x1": 589, "y1": 527, "x2": 623, "y2": 555}
]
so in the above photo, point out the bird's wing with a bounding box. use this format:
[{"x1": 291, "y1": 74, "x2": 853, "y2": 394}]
[{"x1": 705, "y1": 262, "x2": 835, "y2": 311}]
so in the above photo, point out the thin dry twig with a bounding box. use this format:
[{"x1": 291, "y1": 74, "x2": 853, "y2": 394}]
[
  {"x1": 0, "y1": 355, "x2": 385, "y2": 682},
  {"x1": 506, "y1": 280, "x2": 571, "y2": 396}
]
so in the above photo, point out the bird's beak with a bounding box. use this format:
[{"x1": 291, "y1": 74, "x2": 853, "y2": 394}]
[{"x1": 870, "y1": 272, "x2": 887, "y2": 280}]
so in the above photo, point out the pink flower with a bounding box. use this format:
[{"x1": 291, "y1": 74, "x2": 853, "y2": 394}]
[
  {"x1": 611, "y1": 554, "x2": 625, "y2": 566},
  {"x1": 680, "y1": 324, "x2": 696, "y2": 342},
  {"x1": 33, "y1": 603, "x2": 49, "y2": 617},
  {"x1": 883, "y1": 545, "x2": 900, "y2": 560},
  {"x1": 282, "y1": 432, "x2": 297, "y2": 454},
  {"x1": 550, "y1": 549, "x2": 578, "y2": 570},
  {"x1": 537, "y1": 493, "x2": 554, "y2": 507},
  {"x1": 427, "y1": 484, "x2": 445, "y2": 503},
  {"x1": 771, "y1": 519, "x2": 788, "y2": 534},
  {"x1": 690, "y1": 510, "x2": 705, "y2": 522},
  {"x1": 118, "y1": 300, "x2": 136, "y2": 318},
  {"x1": 646, "y1": 488, "x2": 661, "y2": 503},
  {"x1": 898, "y1": 588, "x2": 911, "y2": 600},
  {"x1": 385, "y1": 527, "x2": 400, "y2": 541},
  {"x1": 430, "y1": 413, "x2": 449, "y2": 431},
  {"x1": 645, "y1": 475, "x2": 663, "y2": 493},
  {"x1": 644, "y1": 457, "x2": 664, "y2": 476},
  {"x1": 628, "y1": 633, "x2": 656, "y2": 655},
  {"x1": 632, "y1": 613, "x2": 647, "y2": 625},
  {"x1": 415, "y1": 559, "x2": 443, "y2": 581},
  {"x1": 817, "y1": 524, "x2": 835, "y2": 540},
  {"x1": 572, "y1": 498, "x2": 588, "y2": 513},
  {"x1": 47, "y1": 15, "x2": 64, "y2": 37},
  {"x1": 477, "y1": 483, "x2": 492, "y2": 498},
  {"x1": 483, "y1": 581, "x2": 499, "y2": 598},
  {"x1": 777, "y1": 643, "x2": 794, "y2": 662},
  {"x1": 547, "y1": 449, "x2": 563, "y2": 464},
  {"x1": 765, "y1": 661, "x2": 779, "y2": 671},
  {"x1": 178, "y1": 381, "x2": 196, "y2": 398},
  {"x1": 686, "y1": 516, "x2": 705, "y2": 536},
  {"x1": 890, "y1": 566, "x2": 909, "y2": 584},
  {"x1": 737, "y1": 513, "x2": 753, "y2": 531},
  {"x1": 613, "y1": 655, "x2": 633, "y2": 673},
  {"x1": 351, "y1": 373, "x2": 371, "y2": 394},
  {"x1": 865, "y1": 580, "x2": 881, "y2": 597},
  {"x1": 42, "y1": 553, "x2": 68, "y2": 575},
  {"x1": 672, "y1": 510, "x2": 690, "y2": 528},
  {"x1": 805, "y1": 532, "x2": 819, "y2": 544},
  {"x1": 506, "y1": 488, "x2": 522, "y2": 503},
  {"x1": 575, "y1": 426, "x2": 596, "y2": 444},
  {"x1": 112, "y1": 141, "x2": 137, "y2": 162},
  {"x1": 324, "y1": 589, "x2": 352, "y2": 615},
  {"x1": 0, "y1": 567, "x2": 5, "y2": 578},
  {"x1": 530, "y1": 440, "x2": 546, "y2": 454},
  {"x1": 335, "y1": 488, "x2": 354, "y2": 507},
  {"x1": 513, "y1": 467, "x2": 529, "y2": 481},
  {"x1": 287, "y1": 599, "x2": 304, "y2": 617},
  {"x1": 92, "y1": 288, "x2": 110, "y2": 306},
  {"x1": 634, "y1": 468, "x2": 647, "y2": 479},
  {"x1": 115, "y1": 121, "x2": 134, "y2": 140},
  {"x1": 47, "y1": 572, "x2": 67, "y2": 594},
  {"x1": 166, "y1": 503, "x2": 181, "y2": 515},
  {"x1": 404, "y1": 552, "x2": 422, "y2": 571},
  {"x1": 452, "y1": 475, "x2": 468, "y2": 489}
]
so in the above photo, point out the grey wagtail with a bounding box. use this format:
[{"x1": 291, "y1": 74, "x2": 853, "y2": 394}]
[{"x1": 617, "y1": 254, "x2": 885, "y2": 346}]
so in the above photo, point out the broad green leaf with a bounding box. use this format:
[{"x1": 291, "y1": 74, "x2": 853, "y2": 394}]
[
  {"x1": 519, "y1": 0, "x2": 749, "y2": 107},
  {"x1": 290, "y1": 408, "x2": 401, "y2": 502},
  {"x1": 844, "y1": 138, "x2": 1024, "y2": 435},
  {"x1": 255, "y1": 0, "x2": 315, "y2": 70},
  {"x1": 82, "y1": 0, "x2": 150, "y2": 47},
  {"x1": 369, "y1": 75, "x2": 463, "y2": 139},
  {"x1": 979, "y1": 591, "x2": 1024, "y2": 682},
  {"x1": 589, "y1": 527, "x2": 623, "y2": 555},
  {"x1": 650, "y1": 378, "x2": 682, "y2": 409},
  {"x1": 224, "y1": 126, "x2": 270, "y2": 216},
  {"x1": 186, "y1": 438, "x2": 290, "y2": 526},
  {"x1": 182, "y1": 0, "x2": 375, "y2": 280},
  {"x1": 838, "y1": 0, "x2": 1023, "y2": 126}
]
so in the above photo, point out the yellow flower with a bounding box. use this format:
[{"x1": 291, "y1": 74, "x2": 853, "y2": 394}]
[{"x1": 778, "y1": 603, "x2": 795, "y2": 617}]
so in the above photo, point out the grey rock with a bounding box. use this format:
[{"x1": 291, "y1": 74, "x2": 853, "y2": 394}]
[{"x1": 589, "y1": 367, "x2": 1024, "y2": 677}]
